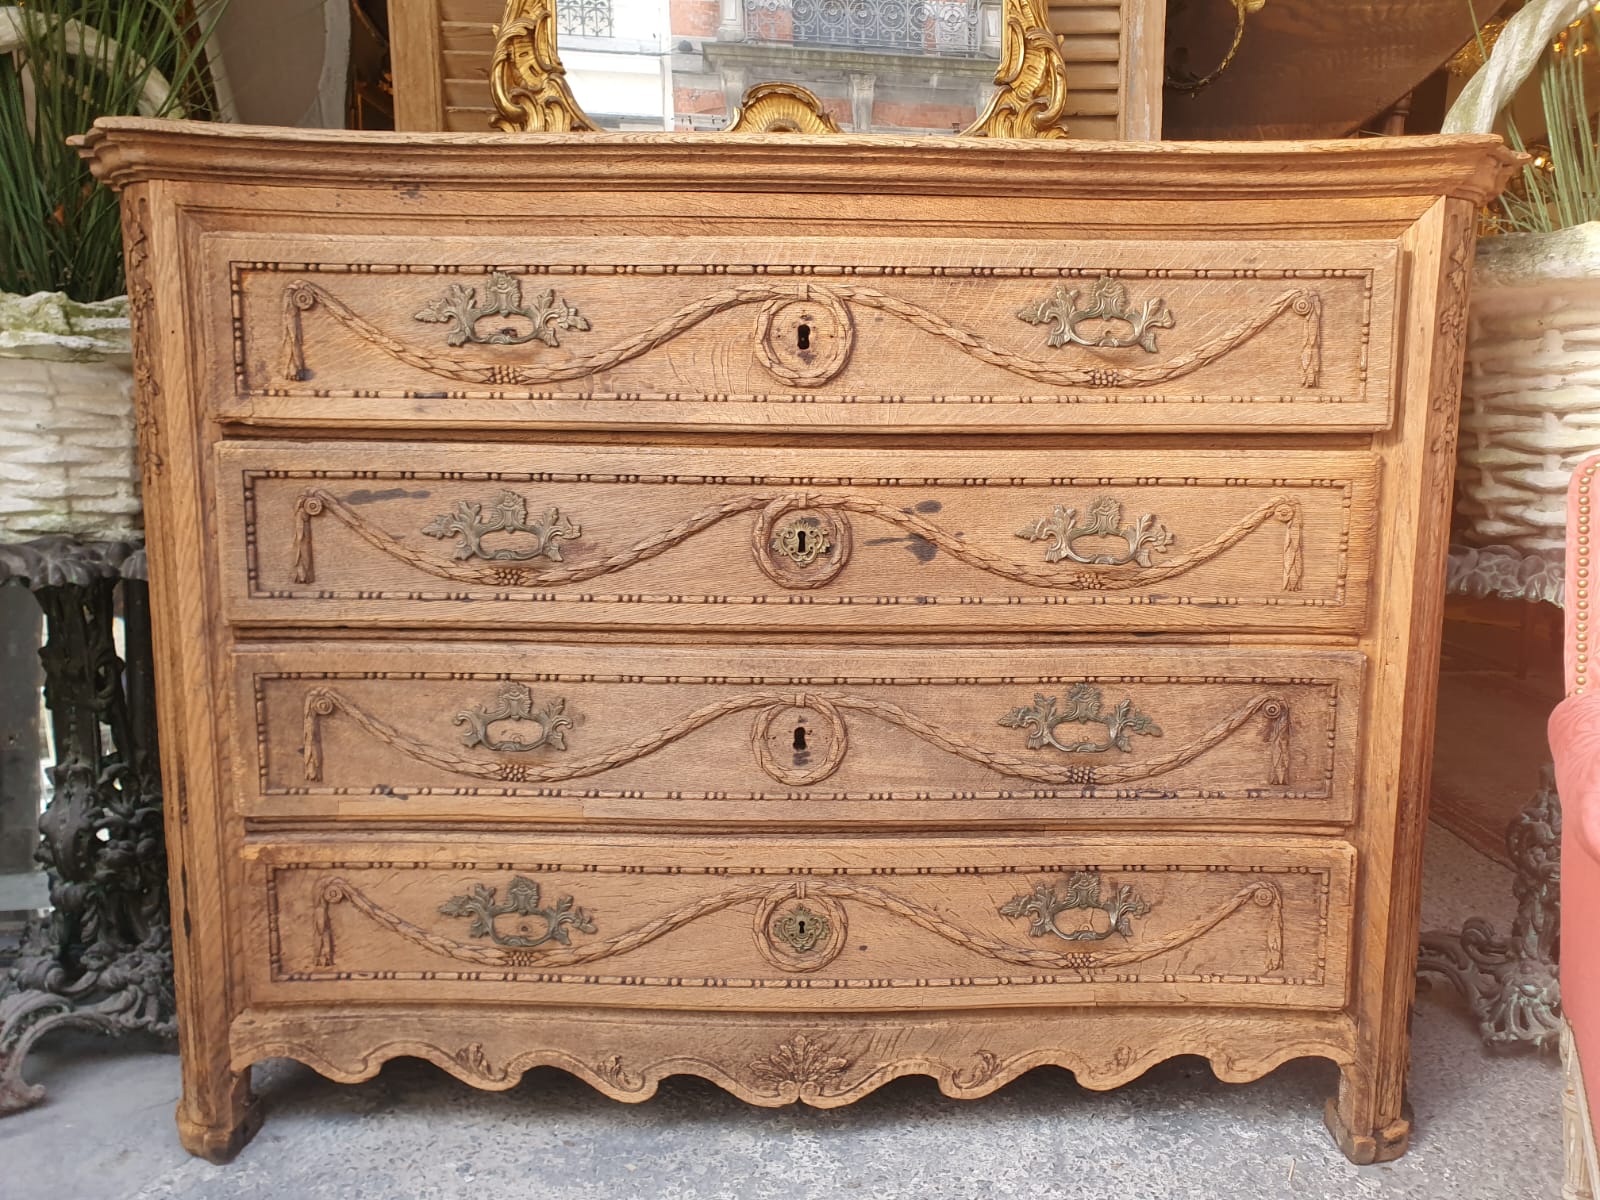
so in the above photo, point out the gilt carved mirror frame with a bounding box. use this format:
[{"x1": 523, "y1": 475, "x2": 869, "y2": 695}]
[{"x1": 489, "y1": 0, "x2": 1072, "y2": 137}]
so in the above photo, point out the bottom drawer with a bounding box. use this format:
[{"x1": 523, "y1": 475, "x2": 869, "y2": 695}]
[{"x1": 244, "y1": 834, "x2": 1353, "y2": 1012}]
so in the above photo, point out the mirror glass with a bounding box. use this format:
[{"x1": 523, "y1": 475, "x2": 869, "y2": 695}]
[{"x1": 558, "y1": 0, "x2": 1004, "y2": 133}]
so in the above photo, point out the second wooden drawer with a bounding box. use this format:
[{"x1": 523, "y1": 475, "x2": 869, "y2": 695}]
[{"x1": 218, "y1": 442, "x2": 1377, "y2": 635}]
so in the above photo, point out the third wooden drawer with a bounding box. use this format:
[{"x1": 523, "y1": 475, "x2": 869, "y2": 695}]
[{"x1": 233, "y1": 640, "x2": 1365, "y2": 828}]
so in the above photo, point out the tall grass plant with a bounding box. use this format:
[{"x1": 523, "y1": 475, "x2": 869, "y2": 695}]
[{"x1": 0, "y1": 1, "x2": 222, "y2": 301}]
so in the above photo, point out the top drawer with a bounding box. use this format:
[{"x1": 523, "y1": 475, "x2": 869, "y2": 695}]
[{"x1": 214, "y1": 234, "x2": 1399, "y2": 434}]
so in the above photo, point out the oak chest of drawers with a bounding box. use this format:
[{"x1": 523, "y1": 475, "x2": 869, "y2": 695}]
[{"x1": 75, "y1": 118, "x2": 1516, "y2": 1163}]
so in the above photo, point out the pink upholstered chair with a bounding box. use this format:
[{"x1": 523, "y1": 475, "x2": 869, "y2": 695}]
[{"x1": 1550, "y1": 454, "x2": 1600, "y2": 1196}]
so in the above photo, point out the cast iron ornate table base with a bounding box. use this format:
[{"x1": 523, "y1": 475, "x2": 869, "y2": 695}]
[
  {"x1": 1418, "y1": 767, "x2": 1562, "y2": 1049},
  {"x1": 1417, "y1": 544, "x2": 1564, "y2": 1050},
  {"x1": 0, "y1": 537, "x2": 174, "y2": 1114}
]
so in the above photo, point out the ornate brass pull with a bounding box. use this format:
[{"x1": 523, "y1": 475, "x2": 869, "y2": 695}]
[
  {"x1": 1000, "y1": 871, "x2": 1152, "y2": 943},
  {"x1": 421, "y1": 490, "x2": 580, "y2": 563},
  {"x1": 1016, "y1": 496, "x2": 1173, "y2": 567},
  {"x1": 1017, "y1": 276, "x2": 1175, "y2": 353},
  {"x1": 413, "y1": 270, "x2": 590, "y2": 347},
  {"x1": 999, "y1": 685, "x2": 1162, "y2": 755},
  {"x1": 436, "y1": 875, "x2": 596, "y2": 949},
  {"x1": 455, "y1": 683, "x2": 571, "y2": 753}
]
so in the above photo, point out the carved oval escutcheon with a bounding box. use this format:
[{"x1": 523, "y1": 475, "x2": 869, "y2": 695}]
[
  {"x1": 754, "y1": 888, "x2": 848, "y2": 973},
  {"x1": 754, "y1": 288, "x2": 854, "y2": 387},
  {"x1": 751, "y1": 698, "x2": 848, "y2": 786},
  {"x1": 752, "y1": 500, "x2": 853, "y2": 590}
]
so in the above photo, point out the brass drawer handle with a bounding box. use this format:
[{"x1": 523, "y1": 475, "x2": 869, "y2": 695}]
[
  {"x1": 420, "y1": 491, "x2": 580, "y2": 563},
  {"x1": 436, "y1": 875, "x2": 595, "y2": 948},
  {"x1": 998, "y1": 685, "x2": 1162, "y2": 755},
  {"x1": 999, "y1": 871, "x2": 1152, "y2": 942},
  {"x1": 1015, "y1": 496, "x2": 1173, "y2": 568},
  {"x1": 412, "y1": 271, "x2": 590, "y2": 348},
  {"x1": 454, "y1": 683, "x2": 571, "y2": 753},
  {"x1": 1016, "y1": 276, "x2": 1175, "y2": 353},
  {"x1": 1014, "y1": 494, "x2": 1304, "y2": 591},
  {"x1": 997, "y1": 690, "x2": 1291, "y2": 786}
]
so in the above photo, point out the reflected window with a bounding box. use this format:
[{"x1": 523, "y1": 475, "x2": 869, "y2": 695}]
[
  {"x1": 559, "y1": 0, "x2": 1002, "y2": 134},
  {"x1": 558, "y1": 0, "x2": 616, "y2": 37}
]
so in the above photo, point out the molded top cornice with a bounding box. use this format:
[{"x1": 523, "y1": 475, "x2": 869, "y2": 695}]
[{"x1": 72, "y1": 118, "x2": 1522, "y2": 205}]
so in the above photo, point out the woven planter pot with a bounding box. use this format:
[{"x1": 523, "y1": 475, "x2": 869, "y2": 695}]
[
  {"x1": 0, "y1": 290, "x2": 140, "y2": 542},
  {"x1": 1457, "y1": 222, "x2": 1600, "y2": 558}
]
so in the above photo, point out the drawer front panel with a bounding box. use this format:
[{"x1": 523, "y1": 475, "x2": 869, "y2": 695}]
[
  {"x1": 244, "y1": 834, "x2": 1353, "y2": 1012},
  {"x1": 234, "y1": 642, "x2": 1365, "y2": 827},
  {"x1": 218, "y1": 443, "x2": 1377, "y2": 634},
  {"x1": 214, "y1": 234, "x2": 1398, "y2": 432}
]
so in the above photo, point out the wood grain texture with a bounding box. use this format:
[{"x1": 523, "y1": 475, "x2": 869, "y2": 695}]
[{"x1": 70, "y1": 121, "x2": 1514, "y2": 1164}]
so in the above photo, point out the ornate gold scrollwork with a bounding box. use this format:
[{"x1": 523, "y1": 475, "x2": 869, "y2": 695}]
[
  {"x1": 489, "y1": 0, "x2": 597, "y2": 132},
  {"x1": 960, "y1": 0, "x2": 1071, "y2": 138},
  {"x1": 726, "y1": 82, "x2": 842, "y2": 134},
  {"x1": 489, "y1": 0, "x2": 1070, "y2": 139}
]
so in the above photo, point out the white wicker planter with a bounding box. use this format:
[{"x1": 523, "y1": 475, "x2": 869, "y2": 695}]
[
  {"x1": 1457, "y1": 223, "x2": 1600, "y2": 558},
  {"x1": 0, "y1": 290, "x2": 140, "y2": 542}
]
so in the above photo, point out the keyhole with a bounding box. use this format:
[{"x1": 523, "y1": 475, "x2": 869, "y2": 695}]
[
  {"x1": 794, "y1": 530, "x2": 808, "y2": 554},
  {"x1": 796, "y1": 322, "x2": 811, "y2": 350},
  {"x1": 795, "y1": 918, "x2": 809, "y2": 936},
  {"x1": 793, "y1": 725, "x2": 808, "y2": 751}
]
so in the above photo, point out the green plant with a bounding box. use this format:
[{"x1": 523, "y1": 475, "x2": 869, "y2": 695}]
[
  {"x1": 1474, "y1": 4, "x2": 1600, "y2": 233},
  {"x1": 0, "y1": 1, "x2": 223, "y2": 301}
]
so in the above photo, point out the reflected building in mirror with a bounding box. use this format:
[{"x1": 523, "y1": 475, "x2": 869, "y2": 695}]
[{"x1": 559, "y1": 0, "x2": 1004, "y2": 133}]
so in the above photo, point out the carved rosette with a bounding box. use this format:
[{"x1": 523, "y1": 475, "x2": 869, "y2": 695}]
[{"x1": 749, "y1": 1035, "x2": 851, "y2": 1097}]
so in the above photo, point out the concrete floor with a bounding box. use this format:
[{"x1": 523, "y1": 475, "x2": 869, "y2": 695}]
[{"x1": 2, "y1": 824, "x2": 1563, "y2": 1200}]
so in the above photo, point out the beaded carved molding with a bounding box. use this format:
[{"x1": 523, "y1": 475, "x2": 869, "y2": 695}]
[
  {"x1": 267, "y1": 861, "x2": 1333, "y2": 990},
  {"x1": 252, "y1": 667, "x2": 1353, "y2": 803},
  {"x1": 235, "y1": 261, "x2": 1380, "y2": 409}
]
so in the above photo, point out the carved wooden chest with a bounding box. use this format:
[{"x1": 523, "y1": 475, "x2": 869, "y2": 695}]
[{"x1": 74, "y1": 119, "x2": 1515, "y2": 1163}]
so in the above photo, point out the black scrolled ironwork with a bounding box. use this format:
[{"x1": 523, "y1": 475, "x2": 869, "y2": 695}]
[
  {"x1": 1415, "y1": 543, "x2": 1564, "y2": 1050},
  {"x1": 0, "y1": 537, "x2": 174, "y2": 1116},
  {"x1": 1418, "y1": 767, "x2": 1562, "y2": 1050},
  {"x1": 745, "y1": 0, "x2": 983, "y2": 56},
  {"x1": 556, "y1": 0, "x2": 613, "y2": 38}
]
